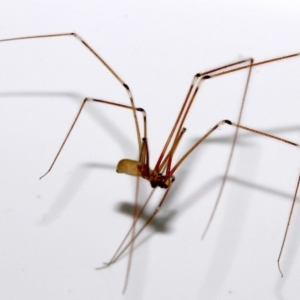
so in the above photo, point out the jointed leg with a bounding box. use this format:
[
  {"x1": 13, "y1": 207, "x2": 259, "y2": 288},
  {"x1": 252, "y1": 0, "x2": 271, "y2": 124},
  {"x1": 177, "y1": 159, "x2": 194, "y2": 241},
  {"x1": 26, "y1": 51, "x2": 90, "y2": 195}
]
[
  {"x1": 155, "y1": 58, "x2": 255, "y2": 173},
  {"x1": 39, "y1": 97, "x2": 147, "y2": 178},
  {"x1": 171, "y1": 119, "x2": 300, "y2": 275},
  {"x1": 0, "y1": 33, "x2": 142, "y2": 150},
  {"x1": 99, "y1": 184, "x2": 172, "y2": 266}
]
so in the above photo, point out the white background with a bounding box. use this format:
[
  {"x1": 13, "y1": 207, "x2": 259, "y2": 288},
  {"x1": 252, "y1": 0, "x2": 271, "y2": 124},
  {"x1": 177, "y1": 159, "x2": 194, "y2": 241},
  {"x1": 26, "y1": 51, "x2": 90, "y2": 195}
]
[{"x1": 0, "y1": 1, "x2": 300, "y2": 299}]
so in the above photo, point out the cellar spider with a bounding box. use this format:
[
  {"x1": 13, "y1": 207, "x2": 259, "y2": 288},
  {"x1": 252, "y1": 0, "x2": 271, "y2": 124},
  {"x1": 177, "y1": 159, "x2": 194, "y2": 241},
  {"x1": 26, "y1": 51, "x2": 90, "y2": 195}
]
[{"x1": 1, "y1": 33, "x2": 300, "y2": 292}]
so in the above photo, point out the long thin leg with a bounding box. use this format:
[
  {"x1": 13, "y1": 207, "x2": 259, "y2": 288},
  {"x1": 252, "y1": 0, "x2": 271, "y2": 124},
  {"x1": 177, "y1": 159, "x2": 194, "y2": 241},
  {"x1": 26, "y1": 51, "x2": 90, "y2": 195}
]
[
  {"x1": 39, "y1": 97, "x2": 147, "y2": 179},
  {"x1": 124, "y1": 175, "x2": 140, "y2": 294},
  {"x1": 96, "y1": 184, "x2": 172, "y2": 294},
  {"x1": 0, "y1": 33, "x2": 141, "y2": 150},
  {"x1": 96, "y1": 188, "x2": 157, "y2": 271},
  {"x1": 103, "y1": 184, "x2": 173, "y2": 273},
  {"x1": 170, "y1": 119, "x2": 300, "y2": 275},
  {"x1": 277, "y1": 173, "x2": 300, "y2": 277},
  {"x1": 171, "y1": 119, "x2": 300, "y2": 174},
  {"x1": 206, "y1": 53, "x2": 300, "y2": 79},
  {"x1": 155, "y1": 58, "x2": 254, "y2": 173},
  {"x1": 201, "y1": 58, "x2": 254, "y2": 239},
  {"x1": 123, "y1": 139, "x2": 151, "y2": 295},
  {"x1": 224, "y1": 120, "x2": 300, "y2": 276}
]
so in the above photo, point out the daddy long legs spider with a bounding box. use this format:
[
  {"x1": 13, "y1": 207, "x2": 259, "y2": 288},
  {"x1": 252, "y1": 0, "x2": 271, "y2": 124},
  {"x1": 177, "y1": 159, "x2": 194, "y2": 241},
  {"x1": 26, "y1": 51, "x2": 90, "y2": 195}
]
[{"x1": 1, "y1": 33, "x2": 300, "y2": 292}]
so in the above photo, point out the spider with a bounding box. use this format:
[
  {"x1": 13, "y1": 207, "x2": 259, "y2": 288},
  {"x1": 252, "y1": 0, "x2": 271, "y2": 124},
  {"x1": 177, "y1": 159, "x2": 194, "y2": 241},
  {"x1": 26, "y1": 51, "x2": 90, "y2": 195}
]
[{"x1": 1, "y1": 32, "x2": 299, "y2": 292}]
